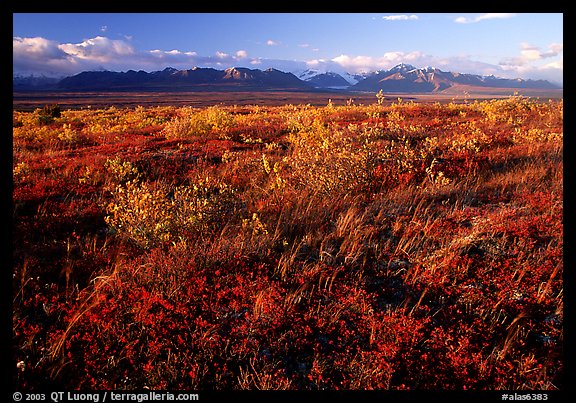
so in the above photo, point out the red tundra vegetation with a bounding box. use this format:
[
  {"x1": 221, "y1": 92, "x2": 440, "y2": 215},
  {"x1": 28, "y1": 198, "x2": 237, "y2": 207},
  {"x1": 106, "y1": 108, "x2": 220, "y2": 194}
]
[{"x1": 12, "y1": 96, "x2": 563, "y2": 390}]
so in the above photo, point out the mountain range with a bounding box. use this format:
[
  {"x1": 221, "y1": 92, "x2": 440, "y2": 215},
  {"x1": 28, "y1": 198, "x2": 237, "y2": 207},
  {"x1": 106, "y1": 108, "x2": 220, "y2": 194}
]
[
  {"x1": 45, "y1": 67, "x2": 310, "y2": 92},
  {"x1": 349, "y1": 63, "x2": 559, "y2": 92},
  {"x1": 13, "y1": 64, "x2": 561, "y2": 93}
]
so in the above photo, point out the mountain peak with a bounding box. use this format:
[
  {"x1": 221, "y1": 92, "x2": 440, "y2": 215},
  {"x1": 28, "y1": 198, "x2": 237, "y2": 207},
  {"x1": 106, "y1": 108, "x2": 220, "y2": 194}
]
[{"x1": 390, "y1": 63, "x2": 417, "y2": 72}]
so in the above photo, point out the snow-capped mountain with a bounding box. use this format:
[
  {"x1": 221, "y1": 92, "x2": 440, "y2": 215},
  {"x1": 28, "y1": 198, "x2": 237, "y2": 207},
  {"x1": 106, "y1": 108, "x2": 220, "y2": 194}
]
[
  {"x1": 296, "y1": 69, "x2": 321, "y2": 81},
  {"x1": 296, "y1": 68, "x2": 370, "y2": 88},
  {"x1": 296, "y1": 70, "x2": 351, "y2": 89},
  {"x1": 342, "y1": 71, "x2": 370, "y2": 86},
  {"x1": 13, "y1": 74, "x2": 62, "y2": 90}
]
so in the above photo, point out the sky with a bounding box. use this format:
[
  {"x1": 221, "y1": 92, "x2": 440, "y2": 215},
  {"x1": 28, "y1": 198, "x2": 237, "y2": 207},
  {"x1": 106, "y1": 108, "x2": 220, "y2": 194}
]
[{"x1": 13, "y1": 13, "x2": 563, "y2": 85}]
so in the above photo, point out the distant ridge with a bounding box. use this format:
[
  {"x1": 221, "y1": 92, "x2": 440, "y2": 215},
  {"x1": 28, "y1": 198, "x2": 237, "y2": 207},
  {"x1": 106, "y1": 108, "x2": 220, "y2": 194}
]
[
  {"x1": 54, "y1": 67, "x2": 312, "y2": 92},
  {"x1": 348, "y1": 64, "x2": 560, "y2": 93},
  {"x1": 13, "y1": 64, "x2": 561, "y2": 93}
]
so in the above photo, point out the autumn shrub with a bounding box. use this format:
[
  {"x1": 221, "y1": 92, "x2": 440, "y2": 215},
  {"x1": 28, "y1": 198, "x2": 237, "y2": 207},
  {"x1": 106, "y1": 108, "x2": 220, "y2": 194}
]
[
  {"x1": 160, "y1": 106, "x2": 235, "y2": 139},
  {"x1": 158, "y1": 108, "x2": 196, "y2": 138},
  {"x1": 282, "y1": 104, "x2": 324, "y2": 134},
  {"x1": 13, "y1": 161, "x2": 31, "y2": 182},
  {"x1": 104, "y1": 176, "x2": 239, "y2": 248},
  {"x1": 104, "y1": 156, "x2": 141, "y2": 185},
  {"x1": 284, "y1": 119, "x2": 378, "y2": 197},
  {"x1": 35, "y1": 104, "x2": 61, "y2": 125}
]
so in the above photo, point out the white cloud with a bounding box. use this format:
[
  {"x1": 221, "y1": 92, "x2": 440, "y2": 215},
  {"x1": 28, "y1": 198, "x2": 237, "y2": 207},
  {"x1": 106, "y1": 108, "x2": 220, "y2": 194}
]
[
  {"x1": 540, "y1": 43, "x2": 563, "y2": 58},
  {"x1": 149, "y1": 49, "x2": 197, "y2": 57},
  {"x1": 300, "y1": 44, "x2": 320, "y2": 52},
  {"x1": 305, "y1": 59, "x2": 326, "y2": 68},
  {"x1": 100, "y1": 25, "x2": 108, "y2": 32},
  {"x1": 58, "y1": 36, "x2": 134, "y2": 62},
  {"x1": 543, "y1": 59, "x2": 563, "y2": 70},
  {"x1": 382, "y1": 14, "x2": 418, "y2": 21},
  {"x1": 13, "y1": 36, "x2": 68, "y2": 60},
  {"x1": 478, "y1": 13, "x2": 517, "y2": 22},
  {"x1": 236, "y1": 50, "x2": 248, "y2": 58},
  {"x1": 455, "y1": 13, "x2": 516, "y2": 24},
  {"x1": 266, "y1": 39, "x2": 279, "y2": 46},
  {"x1": 519, "y1": 44, "x2": 542, "y2": 61}
]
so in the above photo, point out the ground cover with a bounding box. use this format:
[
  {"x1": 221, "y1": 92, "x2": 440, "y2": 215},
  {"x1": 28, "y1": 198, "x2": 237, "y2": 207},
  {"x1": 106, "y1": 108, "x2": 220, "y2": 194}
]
[{"x1": 12, "y1": 96, "x2": 563, "y2": 390}]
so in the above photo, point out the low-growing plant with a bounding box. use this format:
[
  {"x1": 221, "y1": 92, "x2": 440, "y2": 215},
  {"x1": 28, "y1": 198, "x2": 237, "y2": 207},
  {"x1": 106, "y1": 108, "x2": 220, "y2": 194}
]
[
  {"x1": 13, "y1": 161, "x2": 31, "y2": 181},
  {"x1": 104, "y1": 156, "x2": 141, "y2": 184},
  {"x1": 160, "y1": 106, "x2": 235, "y2": 139},
  {"x1": 284, "y1": 121, "x2": 378, "y2": 197},
  {"x1": 35, "y1": 104, "x2": 61, "y2": 125},
  {"x1": 105, "y1": 176, "x2": 239, "y2": 248}
]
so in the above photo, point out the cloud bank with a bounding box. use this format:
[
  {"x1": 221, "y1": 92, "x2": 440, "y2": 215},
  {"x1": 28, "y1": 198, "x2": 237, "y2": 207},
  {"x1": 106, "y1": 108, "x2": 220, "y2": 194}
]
[{"x1": 13, "y1": 35, "x2": 563, "y2": 85}]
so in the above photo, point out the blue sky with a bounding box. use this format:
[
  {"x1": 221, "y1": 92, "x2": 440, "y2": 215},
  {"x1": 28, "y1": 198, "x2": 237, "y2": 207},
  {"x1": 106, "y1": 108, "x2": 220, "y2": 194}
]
[{"x1": 13, "y1": 13, "x2": 563, "y2": 84}]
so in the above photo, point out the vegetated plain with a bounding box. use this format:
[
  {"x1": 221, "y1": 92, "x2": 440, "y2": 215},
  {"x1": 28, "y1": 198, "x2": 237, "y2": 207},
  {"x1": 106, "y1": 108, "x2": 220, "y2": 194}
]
[
  {"x1": 12, "y1": 92, "x2": 563, "y2": 390},
  {"x1": 12, "y1": 87, "x2": 563, "y2": 111}
]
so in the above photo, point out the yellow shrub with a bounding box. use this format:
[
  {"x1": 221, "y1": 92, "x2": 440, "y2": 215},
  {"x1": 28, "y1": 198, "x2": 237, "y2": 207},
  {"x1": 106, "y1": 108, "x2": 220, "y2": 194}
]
[
  {"x1": 160, "y1": 106, "x2": 234, "y2": 138},
  {"x1": 104, "y1": 157, "x2": 141, "y2": 184},
  {"x1": 57, "y1": 123, "x2": 81, "y2": 145},
  {"x1": 285, "y1": 122, "x2": 376, "y2": 196},
  {"x1": 105, "y1": 181, "x2": 173, "y2": 248},
  {"x1": 513, "y1": 128, "x2": 563, "y2": 144},
  {"x1": 13, "y1": 161, "x2": 30, "y2": 181},
  {"x1": 105, "y1": 177, "x2": 237, "y2": 248}
]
